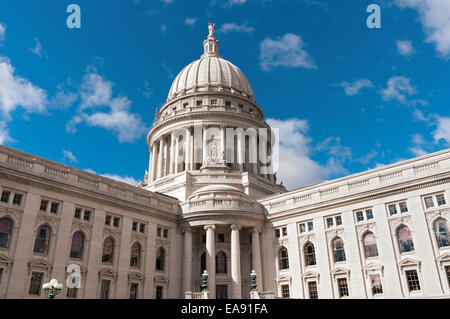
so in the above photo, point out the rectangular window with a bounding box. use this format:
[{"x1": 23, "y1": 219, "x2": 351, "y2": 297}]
[
  {"x1": 12, "y1": 194, "x2": 23, "y2": 205},
  {"x1": 405, "y1": 270, "x2": 421, "y2": 292},
  {"x1": 129, "y1": 283, "x2": 139, "y2": 299},
  {"x1": 156, "y1": 286, "x2": 164, "y2": 299},
  {"x1": 335, "y1": 216, "x2": 342, "y2": 226},
  {"x1": 157, "y1": 227, "x2": 162, "y2": 237},
  {"x1": 210, "y1": 99, "x2": 217, "y2": 105},
  {"x1": 281, "y1": 285, "x2": 290, "y2": 298},
  {"x1": 437, "y1": 194, "x2": 446, "y2": 206},
  {"x1": 163, "y1": 229, "x2": 169, "y2": 238},
  {"x1": 113, "y1": 217, "x2": 120, "y2": 227},
  {"x1": 67, "y1": 287, "x2": 77, "y2": 298},
  {"x1": 308, "y1": 281, "x2": 318, "y2": 299},
  {"x1": 28, "y1": 272, "x2": 44, "y2": 295},
  {"x1": 370, "y1": 275, "x2": 383, "y2": 295},
  {"x1": 225, "y1": 101, "x2": 231, "y2": 107},
  {"x1": 338, "y1": 278, "x2": 349, "y2": 298},
  {"x1": 100, "y1": 279, "x2": 111, "y2": 299},
  {"x1": 218, "y1": 233, "x2": 225, "y2": 243},
  {"x1": 356, "y1": 211, "x2": 364, "y2": 222},
  {"x1": 388, "y1": 204, "x2": 397, "y2": 215},
  {"x1": 424, "y1": 196, "x2": 434, "y2": 209},
  {"x1": 132, "y1": 222, "x2": 138, "y2": 232},
  {"x1": 282, "y1": 227, "x2": 287, "y2": 236},
  {"x1": 0, "y1": 191, "x2": 10, "y2": 203},
  {"x1": 275, "y1": 229, "x2": 280, "y2": 238},
  {"x1": 105, "y1": 215, "x2": 111, "y2": 225},
  {"x1": 299, "y1": 223, "x2": 306, "y2": 233},
  {"x1": 139, "y1": 224, "x2": 145, "y2": 233},
  {"x1": 399, "y1": 202, "x2": 408, "y2": 213},
  {"x1": 366, "y1": 209, "x2": 374, "y2": 220},
  {"x1": 50, "y1": 202, "x2": 59, "y2": 214},
  {"x1": 0, "y1": 268, "x2": 3, "y2": 289},
  {"x1": 40, "y1": 200, "x2": 48, "y2": 211},
  {"x1": 326, "y1": 218, "x2": 333, "y2": 228},
  {"x1": 183, "y1": 103, "x2": 189, "y2": 108},
  {"x1": 83, "y1": 210, "x2": 91, "y2": 221},
  {"x1": 74, "y1": 208, "x2": 82, "y2": 219},
  {"x1": 196, "y1": 100, "x2": 202, "y2": 106},
  {"x1": 445, "y1": 266, "x2": 450, "y2": 288},
  {"x1": 307, "y1": 221, "x2": 314, "y2": 231}
]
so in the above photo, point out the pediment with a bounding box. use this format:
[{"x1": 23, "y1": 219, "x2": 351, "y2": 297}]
[
  {"x1": 303, "y1": 271, "x2": 319, "y2": 279},
  {"x1": 436, "y1": 253, "x2": 450, "y2": 263},
  {"x1": 276, "y1": 274, "x2": 292, "y2": 283},
  {"x1": 28, "y1": 258, "x2": 52, "y2": 270},
  {"x1": 0, "y1": 253, "x2": 13, "y2": 265},
  {"x1": 363, "y1": 263, "x2": 384, "y2": 275},
  {"x1": 398, "y1": 258, "x2": 421, "y2": 269},
  {"x1": 128, "y1": 271, "x2": 145, "y2": 281},
  {"x1": 331, "y1": 267, "x2": 350, "y2": 276},
  {"x1": 98, "y1": 268, "x2": 117, "y2": 278},
  {"x1": 154, "y1": 275, "x2": 168, "y2": 285}
]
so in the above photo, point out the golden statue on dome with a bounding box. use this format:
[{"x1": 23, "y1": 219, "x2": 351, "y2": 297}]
[{"x1": 208, "y1": 22, "x2": 215, "y2": 37}]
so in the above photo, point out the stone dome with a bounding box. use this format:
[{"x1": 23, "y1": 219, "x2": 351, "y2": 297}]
[{"x1": 166, "y1": 30, "x2": 254, "y2": 102}]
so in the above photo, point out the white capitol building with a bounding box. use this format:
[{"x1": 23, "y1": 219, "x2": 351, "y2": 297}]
[{"x1": 0, "y1": 26, "x2": 449, "y2": 299}]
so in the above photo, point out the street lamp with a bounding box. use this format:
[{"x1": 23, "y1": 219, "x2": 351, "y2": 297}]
[
  {"x1": 201, "y1": 270, "x2": 209, "y2": 292},
  {"x1": 43, "y1": 279, "x2": 64, "y2": 299}
]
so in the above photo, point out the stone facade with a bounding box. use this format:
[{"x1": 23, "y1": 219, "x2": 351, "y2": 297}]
[{"x1": 0, "y1": 28, "x2": 449, "y2": 299}]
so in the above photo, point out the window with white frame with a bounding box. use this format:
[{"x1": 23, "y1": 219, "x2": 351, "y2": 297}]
[
  {"x1": 0, "y1": 217, "x2": 13, "y2": 249},
  {"x1": 304, "y1": 242, "x2": 316, "y2": 266},
  {"x1": 281, "y1": 284, "x2": 290, "y2": 298},
  {"x1": 424, "y1": 196, "x2": 434, "y2": 209},
  {"x1": 275, "y1": 226, "x2": 287, "y2": 238},
  {"x1": 28, "y1": 272, "x2": 44, "y2": 295},
  {"x1": 387, "y1": 201, "x2": 408, "y2": 216},
  {"x1": 156, "y1": 285, "x2": 164, "y2": 299},
  {"x1": 157, "y1": 226, "x2": 170, "y2": 239},
  {"x1": 299, "y1": 221, "x2": 313, "y2": 233},
  {"x1": 370, "y1": 274, "x2": 383, "y2": 295},
  {"x1": 326, "y1": 215, "x2": 342, "y2": 228},
  {"x1": 355, "y1": 209, "x2": 374, "y2": 222},
  {"x1": 333, "y1": 237, "x2": 346, "y2": 262},
  {"x1": 1, "y1": 189, "x2": 24, "y2": 207},
  {"x1": 423, "y1": 193, "x2": 447, "y2": 209},
  {"x1": 445, "y1": 266, "x2": 450, "y2": 289},
  {"x1": 434, "y1": 219, "x2": 450, "y2": 248},
  {"x1": 307, "y1": 281, "x2": 318, "y2": 299},
  {"x1": 129, "y1": 282, "x2": 139, "y2": 299},
  {"x1": 279, "y1": 247, "x2": 289, "y2": 270},
  {"x1": 75, "y1": 207, "x2": 93, "y2": 221},
  {"x1": 397, "y1": 225, "x2": 414, "y2": 253},
  {"x1": 337, "y1": 278, "x2": 349, "y2": 298},
  {"x1": 437, "y1": 194, "x2": 446, "y2": 206},
  {"x1": 405, "y1": 270, "x2": 421, "y2": 292},
  {"x1": 100, "y1": 279, "x2": 111, "y2": 299},
  {"x1": 363, "y1": 231, "x2": 379, "y2": 258}
]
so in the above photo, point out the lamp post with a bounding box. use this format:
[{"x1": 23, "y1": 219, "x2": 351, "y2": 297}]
[
  {"x1": 43, "y1": 279, "x2": 63, "y2": 299},
  {"x1": 201, "y1": 270, "x2": 209, "y2": 292},
  {"x1": 250, "y1": 270, "x2": 257, "y2": 292}
]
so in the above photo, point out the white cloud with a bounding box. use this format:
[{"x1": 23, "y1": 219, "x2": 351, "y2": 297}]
[
  {"x1": 217, "y1": 23, "x2": 254, "y2": 34},
  {"x1": 0, "y1": 23, "x2": 5, "y2": 42},
  {"x1": 185, "y1": 18, "x2": 197, "y2": 26},
  {"x1": 161, "y1": 0, "x2": 174, "y2": 4},
  {"x1": 396, "y1": 40, "x2": 415, "y2": 56},
  {"x1": 85, "y1": 168, "x2": 139, "y2": 186},
  {"x1": 395, "y1": 0, "x2": 450, "y2": 58},
  {"x1": 0, "y1": 121, "x2": 12, "y2": 144},
  {"x1": 63, "y1": 150, "x2": 78, "y2": 163},
  {"x1": 67, "y1": 71, "x2": 148, "y2": 143},
  {"x1": 340, "y1": 78, "x2": 374, "y2": 96},
  {"x1": 409, "y1": 133, "x2": 428, "y2": 156},
  {"x1": 380, "y1": 76, "x2": 416, "y2": 104},
  {"x1": 160, "y1": 24, "x2": 168, "y2": 33},
  {"x1": 222, "y1": 0, "x2": 247, "y2": 7},
  {"x1": 28, "y1": 38, "x2": 45, "y2": 58},
  {"x1": 259, "y1": 33, "x2": 317, "y2": 71},
  {"x1": 433, "y1": 116, "x2": 450, "y2": 144},
  {"x1": 0, "y1": 56, "x2": 48, "y2": 119},
  {"x1": 267, "y1": 118, "x2": 349, "y2": 190}
]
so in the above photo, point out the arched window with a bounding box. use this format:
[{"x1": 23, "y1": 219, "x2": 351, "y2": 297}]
[
  {"x1": 33, "y1": 225, "x2": 51, "y2": 254},
  {"x1": 200, "y1": 252, "x2": 206, "y2": 275},
  {"x1": 363, "y1": 232, "x2": 379, "y2": 258},
  {"x1": 155, "y1": 247, "x2": 165, "y2": 271},
  {"x1": 333, "y1": 237, "x2": 346, "y2": 262},
  {"x1": 0, "y1": 217, "x2": 13, "y2": 248},
  {"x1": 397, "y1": 225, "x2": 414, "y2": 253},
  {"x1": 69, "y1": 232, "x2": 84, "y2": 259},
  {"x1": 130, "y1": 242, "x2": 141, "y2": 267},
  {"x1": 216, "y1": 252, "x2": 227, "y2": 274},
  {"x1": 279, "y1": 247, "x2": 289, "y2": 270},
  {"x1": 434, "y1": 219, "x2": 450, "y2": 248},
  {"x1": 304, "y1": 242, "x2": 316, "y2": 266},
  {"x1": 102, "y1": 237, "x2": 115, "y2": 263}
]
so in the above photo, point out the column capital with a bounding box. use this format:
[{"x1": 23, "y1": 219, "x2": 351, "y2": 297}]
[
  {"x1": 180, "y1": 225, "x2": 192, "y2": 234},
  {"x1": 230, "y1": 224, "x2": 242, "y2": 231},
  {"x1": 252, "y1": 226, "x2": 263, "y2": 234},
  {"x1": 204, "y1": 224, "x2": 216, "y2": 230}
]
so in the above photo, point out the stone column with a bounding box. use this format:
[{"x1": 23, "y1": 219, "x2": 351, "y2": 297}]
[
  {"x1": 150, "y1": 144, "x2": 157, "y2": 182},
  {"x1": 169, "y1": 132, "x2": 175, "y2": 175},
  {"x1": 163, "y1": 136, "x2": 169, "y2": 176},
  {"x1": 231, "y1": 225, "x2": 242, "y2": 298},
  {"x1": 249, "y1": 132, "x2": 257, "y2": 174},
  {"x1": 182, "y1": 228, "x2": 193, "y2": 294},
  {"x1": 251, "y1": 228, "x2": 263, "y2": 291},
  {"x1": 157, "y1": 138, "x2": 164, "y2": 179},
  {"x1": 237, "y1": 130, "x2": 244, "y2": 171},
  {"x1": 175, "y1": 136, "x2": 180, "y2": 174},
  {"x1": 202, "y1": 126, "x2": 208, "y2": 166},
  {"x1": 220, "y1": 125, "x2": 226, "y2": 162},
  {"x1": 185, "y1": 127, "x2": 192, "y2": 171},
  {"x1": 115, "y1": 216, "x2": 133, "y2": 298},
  {"x1": 204, "y1": 225, "x2": 216, "y2": 298}
]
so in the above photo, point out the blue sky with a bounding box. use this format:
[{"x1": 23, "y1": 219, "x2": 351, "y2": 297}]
[{"x1": 0, "y1": 0, "x2": 449, "y2": 190}]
